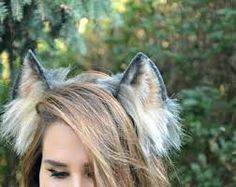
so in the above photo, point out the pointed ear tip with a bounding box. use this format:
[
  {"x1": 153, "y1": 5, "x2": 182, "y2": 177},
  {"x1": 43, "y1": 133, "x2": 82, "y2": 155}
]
[
  {"x1": 26, "y1": 49, "x2": 34, "y2": 58},
  {"x1": 28, "y1": 49, "x2": 33, "y2": 53},
  {"x1": 23, "y1": 50, "x2": 43, "y2": 71},
  {"x1": 24, "y1": 50, "x2": 31, "y2": 60},
  {"x1": 136, "y1": 52, "x2": 148, "y2": 58},
  {"x1": 128, "y1": 52, "x2": 151, "y2": 67},
  {"x1": 24, "y1": 49, "x2": 39, "y2": 64},
  {"x1": 131, "y1": 52, "x2": 150, "y2": 64}
]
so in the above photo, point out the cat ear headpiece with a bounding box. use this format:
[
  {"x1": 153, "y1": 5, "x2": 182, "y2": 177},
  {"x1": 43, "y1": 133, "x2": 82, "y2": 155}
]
[
  {"x1": 1, "y1": 50, "x2": 69, "y2": 156},
  {"x1": 1, "y1": 50, "x2": 181, "y2": 157},
  {"x1": 99, "y1": 52, "x2": 181, "y2": 156}
]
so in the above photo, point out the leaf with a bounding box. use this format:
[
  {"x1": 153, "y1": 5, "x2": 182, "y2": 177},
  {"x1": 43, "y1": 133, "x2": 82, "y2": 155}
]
[
  {"x1": 208, "y1": 31, "x2": 224, "y2": 40},
  {"x1": 23, "y1": 0, "x2": 32, "y2": 5},
  {"x1": 60, "y1": 23, "x2": 87, "y2": 55},
  {"x1": 191, "y1": 163, "x2": 201, "y2": 173},
  {"x1": 0, "y1": 1, "x2": 8, "y2": 23},
  {"x1": 217, "y1": 8, "x2": 236, "y2": 20},
  {"x1": 10, "y1": 0, "x2": 23, "y2": 21},
  {"x1": 198, "y1": 153, "x2": 207, "y2": 166},
  {"x1": 182, "y1": 98, "x2": 198, "y2": 107}
]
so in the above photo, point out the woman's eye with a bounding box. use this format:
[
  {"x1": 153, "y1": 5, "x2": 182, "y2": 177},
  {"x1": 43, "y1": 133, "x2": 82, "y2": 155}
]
[
  {"x1": 85, "y1": 170, "x2": 94, "y2": 179},
  {"x1": 48, "y1": 169, "x2": 70, "y2": 179}
]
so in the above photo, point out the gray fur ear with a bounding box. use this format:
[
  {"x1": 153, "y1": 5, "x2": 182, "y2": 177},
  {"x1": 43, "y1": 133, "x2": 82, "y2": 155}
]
[
  {"x1": 12, "y1": 50, "x2": 49, "y2": 99},
  {"x1": 1, "y1": 50, "x2": 70, "y2": 156},
  {"x1": 12, "y1": 50, "x2": 70, "y2": 99},
  {"x1": 1, "y1": 50, "x2": 49, "y2": 156},
  {"x1": 115, "y1": 52, "x2": 181, "y2": 156},
  {"x1": 115, "y1": 52, "x2": 167, "y2": 107}
]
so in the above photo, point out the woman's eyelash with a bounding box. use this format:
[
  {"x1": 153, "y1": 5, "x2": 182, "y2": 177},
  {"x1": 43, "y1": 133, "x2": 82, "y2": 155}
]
[
  {"x1": 85, "y1": 169, "x2": 94, "y2": 179},
  {"x1": 48, "y1": 169, "x2": 70, "y2": 179}
]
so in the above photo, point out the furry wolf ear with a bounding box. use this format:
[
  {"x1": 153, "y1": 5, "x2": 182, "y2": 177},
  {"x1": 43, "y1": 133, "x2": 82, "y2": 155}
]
[
  {"x1": 115, "y1": 52, "x2": 181, "y2": 156},
  {"x1": 1, "y1": 50, "x2": 70, "y2": 156},
  {"x1": 12, "y1": 49, "x2": 49, "y2": 99},
  {"x1": 1, "y1": 50, "x2": 49, "y2": 156}
]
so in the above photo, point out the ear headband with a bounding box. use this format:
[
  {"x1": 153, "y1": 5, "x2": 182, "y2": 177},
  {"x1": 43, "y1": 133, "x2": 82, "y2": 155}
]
[
  {"x1": 1, "y1": 50, "x2": 70, "y2": 156},
  {"x1": 98, "y1": 52, "x2": 182, "y2": 156},
  {"x1": 1, "y1": 50, "x2": 181, "y2": 157}
]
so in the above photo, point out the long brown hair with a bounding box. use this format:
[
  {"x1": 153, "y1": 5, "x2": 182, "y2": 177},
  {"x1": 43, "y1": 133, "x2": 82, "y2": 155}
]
[{"x1": 21, "y1": 82, "x2": 169, "y2": 187}]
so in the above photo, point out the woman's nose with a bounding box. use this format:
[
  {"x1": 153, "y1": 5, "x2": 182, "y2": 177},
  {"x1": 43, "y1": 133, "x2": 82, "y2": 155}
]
[
  {"x1": 71, "y1": 174, "x2": 90, "y2": 187},
  {"x1": 70, "y1": 174, "x2": 80, "y2": 187}
]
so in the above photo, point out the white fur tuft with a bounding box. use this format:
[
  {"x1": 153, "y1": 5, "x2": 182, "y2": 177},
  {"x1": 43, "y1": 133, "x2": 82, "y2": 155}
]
[
  {"x1": 117, "y1": 84, "x2": 181, "y2": 156},
  {"x1": 1, "y1": 81, "x2": 44, "y2": 156},
  {"x1": 138, "y1": 99, "x2": 181, "y2": 156}
]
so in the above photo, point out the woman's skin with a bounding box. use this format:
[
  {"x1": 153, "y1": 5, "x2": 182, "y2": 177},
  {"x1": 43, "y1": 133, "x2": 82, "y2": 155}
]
[{"x1": 39, "y1": 121, "x2": 94, "y2": 187}]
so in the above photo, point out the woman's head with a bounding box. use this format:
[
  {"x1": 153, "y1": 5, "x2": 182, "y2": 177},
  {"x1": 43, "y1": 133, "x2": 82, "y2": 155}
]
[{"x1": 1, "y1": 50, "x2": 181, "y2": 187}]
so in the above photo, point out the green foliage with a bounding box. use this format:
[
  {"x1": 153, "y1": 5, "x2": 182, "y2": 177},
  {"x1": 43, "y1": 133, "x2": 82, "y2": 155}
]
[
  {"x1": 174, "y1": 86, "x2": 236, "y2": 186},
  {"x1": 0, "y1": 1, "x2": 7, "y2": 23},
  {"x1": 0, "y1": 80, "x2": 10, "y2": 185},
  {"x1": 0, "y1": 0, "x2": 112, "y2": 56}
]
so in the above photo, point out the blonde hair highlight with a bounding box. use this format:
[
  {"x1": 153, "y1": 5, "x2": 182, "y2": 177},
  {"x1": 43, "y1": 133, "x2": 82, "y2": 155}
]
[{"x1": 21, "y1": 82, "x2": 169, "y2": 187}]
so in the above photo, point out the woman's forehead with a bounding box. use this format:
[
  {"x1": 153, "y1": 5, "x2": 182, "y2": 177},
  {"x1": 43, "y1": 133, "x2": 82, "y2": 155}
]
[{"x1": 42, "y1": 121, "x2": 91, "y2": 167}]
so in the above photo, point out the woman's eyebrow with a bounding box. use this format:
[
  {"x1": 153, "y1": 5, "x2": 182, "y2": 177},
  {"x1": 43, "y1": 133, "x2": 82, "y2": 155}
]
[
  {"x1": 83, "y1": 162, "x2": 92, "y2": 168},
  {"x1": 44, "y1": 159, "x2": 68, "y2": 168}
]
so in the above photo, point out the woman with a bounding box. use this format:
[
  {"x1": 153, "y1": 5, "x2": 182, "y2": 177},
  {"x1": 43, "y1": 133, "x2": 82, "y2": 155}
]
[{"x1": 1, "y1": 50, "x2": 181, "y2": 186}]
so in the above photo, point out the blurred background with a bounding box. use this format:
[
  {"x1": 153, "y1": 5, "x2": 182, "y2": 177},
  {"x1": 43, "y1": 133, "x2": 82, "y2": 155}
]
[{"x1": 0, "y1": 0, "x2": 235, "y2": 186}]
